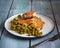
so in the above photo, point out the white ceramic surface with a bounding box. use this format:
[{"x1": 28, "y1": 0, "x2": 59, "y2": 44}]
[{"x1": 5, "y1": 14, "x2": 54, "y2": 38}]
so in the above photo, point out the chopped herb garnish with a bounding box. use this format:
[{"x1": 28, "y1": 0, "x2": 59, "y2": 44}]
[{"x1": 18, "y1": 15, "x2": 22, "y2": 18}]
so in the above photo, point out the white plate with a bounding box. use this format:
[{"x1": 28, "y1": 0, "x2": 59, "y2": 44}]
[{"x1": 5, "y1": 14, "x2": 54, "y2": 38}]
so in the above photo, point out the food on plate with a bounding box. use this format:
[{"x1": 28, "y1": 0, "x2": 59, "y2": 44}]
[
  {"x1": 22, "y1": 11, "x2": 36, "y2": 19},
  {"x1": 10, "y1": 11, "x2": 45, "y2": 37}
]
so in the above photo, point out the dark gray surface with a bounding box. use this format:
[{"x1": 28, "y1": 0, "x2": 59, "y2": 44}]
[
  {"x1": 52, "y1": 1, "x2": 60, "y2": 32},
  {"x1": 0, "y1": 0, "x2": 12, "y2": 36},
  {"x1": 0, "y1": 0, "x2": 60, "y2": 48}
]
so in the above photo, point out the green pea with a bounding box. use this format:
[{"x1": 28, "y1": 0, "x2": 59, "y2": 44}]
[
  {"x1": 18, "y1": 15, "x2": 22, "y2": 18},
  {"x1": 10, "y1": 19, "x2": 43, "y2": 37}
]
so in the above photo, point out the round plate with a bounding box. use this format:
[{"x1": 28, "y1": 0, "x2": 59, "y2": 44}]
[{"x1": 4, "y1": 14, "x2": 54, "y2": 38}]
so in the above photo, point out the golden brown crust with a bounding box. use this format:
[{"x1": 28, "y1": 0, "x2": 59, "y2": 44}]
[
  {"x1": 18, "y1": 11, "x2": 45, "y2": 30},
  {"x1": 18, "y1": 17, "x2": 45, "y2": 30},
  {"x1": 22, "y1": 11, "x2": 36, "y2": 19}
]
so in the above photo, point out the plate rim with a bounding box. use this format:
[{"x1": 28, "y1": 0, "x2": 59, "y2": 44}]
[{"x1": 4, "y1": 14, "x2": 55, "y2": 38}]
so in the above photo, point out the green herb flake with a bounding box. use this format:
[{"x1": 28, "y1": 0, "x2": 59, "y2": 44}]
[{"x1": 18, "y1": 15, "x2": 22, "y2": 18}]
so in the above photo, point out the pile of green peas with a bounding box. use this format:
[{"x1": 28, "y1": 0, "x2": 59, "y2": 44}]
[{"x1": 10, "y1": 18, "x2": 42, "y2": 37}]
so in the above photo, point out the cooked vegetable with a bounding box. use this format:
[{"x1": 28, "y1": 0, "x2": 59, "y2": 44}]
[
  {"x1": 10, "y1": 18, "x2": 42, "y2": 37},
  {"x1": 10, "y1": 11, "x2": 44, "y2": 37}
]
